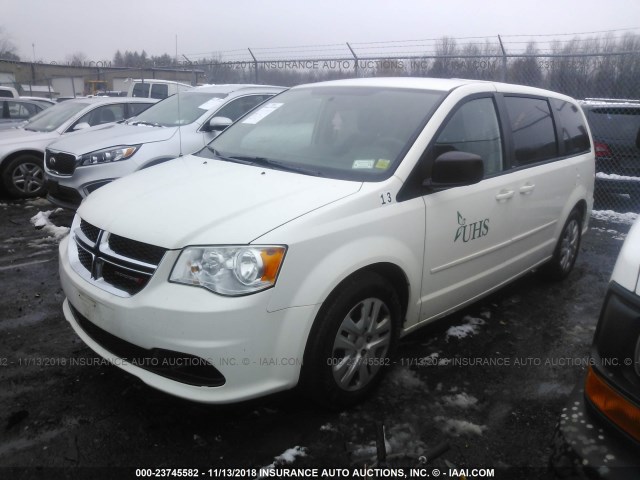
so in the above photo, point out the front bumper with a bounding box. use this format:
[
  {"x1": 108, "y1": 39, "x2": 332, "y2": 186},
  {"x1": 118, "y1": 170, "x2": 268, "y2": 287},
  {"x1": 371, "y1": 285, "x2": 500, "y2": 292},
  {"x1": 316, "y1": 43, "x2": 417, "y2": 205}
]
[
  {"x1": 59, "y1": 235, "x2": 319, "y2": 403},
  {"x1": 44, "y1": 158, "x2": 139, "y2": 209}
]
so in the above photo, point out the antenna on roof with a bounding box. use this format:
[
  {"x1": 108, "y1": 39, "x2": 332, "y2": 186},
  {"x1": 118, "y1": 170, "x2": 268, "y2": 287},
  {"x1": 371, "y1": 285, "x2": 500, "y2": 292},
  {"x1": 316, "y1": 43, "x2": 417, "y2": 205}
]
[{"x1": 176, "y1": 34, "x2": 183, "y2": 157}]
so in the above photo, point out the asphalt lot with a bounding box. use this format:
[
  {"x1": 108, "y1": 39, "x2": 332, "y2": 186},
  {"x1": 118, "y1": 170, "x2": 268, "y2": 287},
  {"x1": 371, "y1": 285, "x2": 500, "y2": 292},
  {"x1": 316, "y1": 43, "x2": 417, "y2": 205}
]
[{"x1": 0, "y1": 193, "x2": 634, "y2": 480}]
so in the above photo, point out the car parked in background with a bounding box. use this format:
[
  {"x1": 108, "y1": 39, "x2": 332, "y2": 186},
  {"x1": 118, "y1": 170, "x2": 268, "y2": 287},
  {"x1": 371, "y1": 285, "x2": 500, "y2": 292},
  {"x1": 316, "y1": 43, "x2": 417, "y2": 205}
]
[
  {"x1": 0, "y1": 97, "x2": 157, "y2": 198},
  {"x1": 0, "y1": 98, "x2": 54, "y2": 130},
  {"x1": 580, "y1": 99, "x2": 640, "y2": 203},
  {"x1": 552, "y1": 217, "x2": 640, "y2": 478},
  {"x1": 58, "y1": 77, "x2": 594, "y2": 407},
  {"x1": 19, "y1": 97, "x2": 57, "y2": 108},
  {"x1": 0, "y1": 86, "x2": 19, "y2": 98},
  {"x1": 126, "y1": 79, "x2": 192, "y2": 99},
  {"x1": 45, "y1": 84, "x2": 284, "y2": 209}
]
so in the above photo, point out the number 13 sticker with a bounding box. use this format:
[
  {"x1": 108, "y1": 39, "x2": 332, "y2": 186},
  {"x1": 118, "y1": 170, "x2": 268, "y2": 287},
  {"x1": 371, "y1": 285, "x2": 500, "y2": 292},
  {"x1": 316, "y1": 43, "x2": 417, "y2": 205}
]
[{"x1": 380, "y1": 192, "x2": 393, "y2": 205}]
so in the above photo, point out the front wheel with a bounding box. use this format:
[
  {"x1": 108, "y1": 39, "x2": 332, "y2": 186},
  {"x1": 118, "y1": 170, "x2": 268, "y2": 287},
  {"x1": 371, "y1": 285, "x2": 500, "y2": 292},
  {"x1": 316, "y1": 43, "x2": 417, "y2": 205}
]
[
  {"x1": 2, "y1": 154, "x2": 45, "y2": 198},
  {"x1": 541, "y1": 209, "x2": 582, "y2": 280},
  {"x1": 300, "y1": 271, "x2": 401, "y2": 409}
]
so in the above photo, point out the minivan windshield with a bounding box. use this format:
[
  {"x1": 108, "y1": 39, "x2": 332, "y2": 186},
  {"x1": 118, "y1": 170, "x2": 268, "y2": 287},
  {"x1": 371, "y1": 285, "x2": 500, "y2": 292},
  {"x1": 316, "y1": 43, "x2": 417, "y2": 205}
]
[
  {"x1": 23, "y1": 101, "x2": 89, "y2": 132},
  {"x1": 130, "y1": 92, "x2": 227, "y2": 127},
  {"x1": 200, "y1": 86, "x2": 444, "y2": 181}
]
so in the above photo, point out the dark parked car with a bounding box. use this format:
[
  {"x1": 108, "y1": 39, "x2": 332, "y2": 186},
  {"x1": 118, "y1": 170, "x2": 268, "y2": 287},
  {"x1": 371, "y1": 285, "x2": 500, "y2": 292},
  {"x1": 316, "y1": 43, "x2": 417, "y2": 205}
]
[
  {"x1": 580, "y1": 99, "x2": 640, "y2": 203},
  {"x1": 551, "y1": 218, "x2": 640, "y2": 479}
]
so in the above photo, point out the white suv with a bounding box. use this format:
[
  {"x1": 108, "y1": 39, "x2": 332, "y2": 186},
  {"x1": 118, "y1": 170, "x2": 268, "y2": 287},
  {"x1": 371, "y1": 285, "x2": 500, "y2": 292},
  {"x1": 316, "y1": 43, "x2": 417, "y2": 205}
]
[
  {"x1": 45, "y1": 84, "x2": 284, "y2": 209},
  {"x1": 58, "y1": 77, "x2": 595, "y2": 407}
]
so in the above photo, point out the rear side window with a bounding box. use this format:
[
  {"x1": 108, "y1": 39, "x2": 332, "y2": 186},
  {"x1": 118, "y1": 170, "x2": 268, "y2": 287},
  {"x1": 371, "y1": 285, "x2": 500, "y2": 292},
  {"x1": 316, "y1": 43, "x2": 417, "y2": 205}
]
[
  {"x1": 150, "y1": 84, "x2": 168, "y2": 99},
  {"x1": 551, "y1": 99, "x2": 590, "y2": 155},
  {"x1": 214, "y1": 95, "x2": 274, "y2": 122},
  {"x1": 74, "y1": 104, "x2": 126, "y2": 128},
  {"x1": 128, "y1": 102, "x2": 153, "y2": 117},
  {"x1": 7, "y1": 101, "x2": 40, "y2": 119},
  {"x1": 132, "y1": 83, "x2": 150, "y2": 98},
  {"x1": 504, "y1": 96, "x2": 557, "y2": 166}
]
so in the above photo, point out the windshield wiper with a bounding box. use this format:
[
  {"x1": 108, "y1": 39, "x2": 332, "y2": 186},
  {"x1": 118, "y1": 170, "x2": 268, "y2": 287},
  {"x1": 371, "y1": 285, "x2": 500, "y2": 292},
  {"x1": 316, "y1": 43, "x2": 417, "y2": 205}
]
[
  {"x1": 223, "y1": 154, "x2": 324, "y2": 177},
  {"x1": 130, "y1": 120, "x2": 163, "y2": 127},
  {"x1": 206, "y1": 146, "x2": 253, "y2": 165},
  {"x1": 205, "y1": 148, "x2": 323, "y2": 176}
]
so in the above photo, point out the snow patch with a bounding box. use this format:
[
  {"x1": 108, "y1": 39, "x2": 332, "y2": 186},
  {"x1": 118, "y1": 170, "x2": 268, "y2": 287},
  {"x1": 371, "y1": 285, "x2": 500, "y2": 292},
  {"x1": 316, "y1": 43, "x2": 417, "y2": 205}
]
[
  {"x1": 590, "y1": 226, "x2": 627, "y2": 240},
  {"x1": 591, "y1": 210, "x2": 638, "y2": 225},
  {"x1": 446, "y1": 315, "x2": 486, "y2": 340},
  {"x1": 596, "y1": 172, "x2": 640, "y2": 182},
  {"x1": 319, "y1": 423, "x2": 337, "y2": 432},
  {"x1": 258, "y1": 446, "x2": 307, "y2": 476},
  {"x1": 30, "y1": 210, "x2": 69, "y2": 241},
  {"x1": 388, "y1": 367, "x2": 425, "y2": 389},
  {"x1": 442, "y1": 392, "x2": 478, "y2": 409},
  {"x1": 435, "y1": 416, "x2": 487, "y2": 436}
]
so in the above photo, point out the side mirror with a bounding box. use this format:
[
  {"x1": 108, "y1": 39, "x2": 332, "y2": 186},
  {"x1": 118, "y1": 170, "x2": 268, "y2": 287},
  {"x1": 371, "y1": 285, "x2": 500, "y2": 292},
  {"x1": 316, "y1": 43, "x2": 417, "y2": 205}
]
[
  {"x1": 204, "y1": 116, "x2": 232, "y2": 133},
  {"x1": 423, "y1": 151, "x2": 484, "y2": 191},
  {"x1": 73, "y1": 122, "x2": 91, "y2": 131}
]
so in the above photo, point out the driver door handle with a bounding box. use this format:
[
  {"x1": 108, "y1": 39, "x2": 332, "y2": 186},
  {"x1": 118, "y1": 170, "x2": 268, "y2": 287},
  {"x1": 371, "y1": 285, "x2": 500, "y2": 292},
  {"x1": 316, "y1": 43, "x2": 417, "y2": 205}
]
[
  {"x1": 495, "y1": 189, "x2": 515, "y2": 201},
  {"x1": 519, "y1": 183, "x2": 536, "y2": 195}
]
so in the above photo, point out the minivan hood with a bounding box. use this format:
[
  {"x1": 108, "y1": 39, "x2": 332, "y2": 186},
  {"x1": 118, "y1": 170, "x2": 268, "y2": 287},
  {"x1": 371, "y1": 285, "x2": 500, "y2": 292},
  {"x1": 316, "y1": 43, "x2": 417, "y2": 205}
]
[
  {"x1": 48, "y1": 123, "x2": 177, "y2": 155},
  {"x1": 78, "y1": 155, "x2": 362, "y2": 248}
]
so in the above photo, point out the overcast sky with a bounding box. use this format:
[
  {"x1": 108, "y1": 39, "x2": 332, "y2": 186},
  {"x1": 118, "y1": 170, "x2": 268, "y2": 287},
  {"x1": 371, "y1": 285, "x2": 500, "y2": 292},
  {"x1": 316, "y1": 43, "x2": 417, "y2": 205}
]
[{"x1": 3, "y1": 0, "x2": 640, "y2": 62}]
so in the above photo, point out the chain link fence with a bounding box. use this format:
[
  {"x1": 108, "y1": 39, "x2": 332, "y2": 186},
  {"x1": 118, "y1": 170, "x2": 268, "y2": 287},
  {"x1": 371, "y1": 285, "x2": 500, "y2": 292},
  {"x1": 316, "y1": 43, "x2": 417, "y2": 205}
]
[{"x1": 197, "y1": 49, "x2": 640, "y2": 214}]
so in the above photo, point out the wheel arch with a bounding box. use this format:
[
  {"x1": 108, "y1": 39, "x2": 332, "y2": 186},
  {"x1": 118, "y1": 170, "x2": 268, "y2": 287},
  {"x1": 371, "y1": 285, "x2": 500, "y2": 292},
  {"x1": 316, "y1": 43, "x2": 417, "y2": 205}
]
[
  {"x1": 0, "y1": 149, "x2": 44, "y2": 173},
  {"x1": 302, "y1": 262, "x2": 410, "y2": 356}
]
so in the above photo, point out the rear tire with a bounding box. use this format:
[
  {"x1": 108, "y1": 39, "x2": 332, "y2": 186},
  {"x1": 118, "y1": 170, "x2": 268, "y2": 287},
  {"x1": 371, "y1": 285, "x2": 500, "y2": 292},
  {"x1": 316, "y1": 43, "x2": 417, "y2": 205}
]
[
  {"x1": 300, "y1": 271, "x2": 401, "y2": 409},
  {"x1": 2, "y1": 154, "x2": 45, "y2": 198},
  {"x1": 541, "y1": 209, "x2": 582, "y2": 280}
]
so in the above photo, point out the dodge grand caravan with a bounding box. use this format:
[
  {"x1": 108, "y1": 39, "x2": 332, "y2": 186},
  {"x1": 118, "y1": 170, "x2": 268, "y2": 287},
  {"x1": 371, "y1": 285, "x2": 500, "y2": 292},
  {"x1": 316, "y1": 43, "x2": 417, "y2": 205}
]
[{"x1": 58, "y1": 77, "x2": 595, "y2": 407}]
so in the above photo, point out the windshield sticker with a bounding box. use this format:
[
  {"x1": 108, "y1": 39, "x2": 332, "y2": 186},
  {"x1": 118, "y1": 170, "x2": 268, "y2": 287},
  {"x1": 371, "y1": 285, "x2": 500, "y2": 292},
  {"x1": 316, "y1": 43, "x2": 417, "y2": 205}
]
[
  {"x1": 198, "y1": 98, "x2": 225, "y2": 110},
  {"x1": 375, "y1": 159, "x2": 391, "y2": 170},
  {"x1": 352, "y1": 160, "x2": 375, "y2": 169},
  {"x1": 242, "y1": 102, "x2": 283, "y2": 124}
]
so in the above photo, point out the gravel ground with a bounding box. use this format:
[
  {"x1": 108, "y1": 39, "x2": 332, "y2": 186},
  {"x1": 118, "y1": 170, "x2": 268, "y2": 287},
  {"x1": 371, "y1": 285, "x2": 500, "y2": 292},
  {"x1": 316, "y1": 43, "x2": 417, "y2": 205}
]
[{"x1": 0, "y1": 194, "x2": 633, "y2": 480}]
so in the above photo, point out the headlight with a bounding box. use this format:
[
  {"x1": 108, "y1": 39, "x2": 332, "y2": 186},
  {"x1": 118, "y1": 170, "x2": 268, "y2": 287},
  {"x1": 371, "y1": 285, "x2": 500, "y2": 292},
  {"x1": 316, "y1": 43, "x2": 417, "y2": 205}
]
[
  {"x1": 169, "y1": 245, "x2": 286, "y2": 296},
  {"x1": 80, "y1": 145, "x2": 140, "y2": 166}
]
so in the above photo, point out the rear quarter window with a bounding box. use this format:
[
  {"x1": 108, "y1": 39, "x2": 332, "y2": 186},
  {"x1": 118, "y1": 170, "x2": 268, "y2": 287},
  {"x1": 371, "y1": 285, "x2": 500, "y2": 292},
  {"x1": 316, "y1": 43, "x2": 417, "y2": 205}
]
[{"x1": 551, "y1": 99, "x2": 590, "y2": 155}]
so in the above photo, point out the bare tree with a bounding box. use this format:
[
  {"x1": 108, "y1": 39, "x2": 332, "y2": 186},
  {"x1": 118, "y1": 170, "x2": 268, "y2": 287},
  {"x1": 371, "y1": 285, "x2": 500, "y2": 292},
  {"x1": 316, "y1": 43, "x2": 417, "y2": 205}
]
[
  {"x1": 65, "y1": 51, "x2": 88, "y2": 66},
  {"x1": 0, "y1": 26, "x2": 20, "y2": 61}
]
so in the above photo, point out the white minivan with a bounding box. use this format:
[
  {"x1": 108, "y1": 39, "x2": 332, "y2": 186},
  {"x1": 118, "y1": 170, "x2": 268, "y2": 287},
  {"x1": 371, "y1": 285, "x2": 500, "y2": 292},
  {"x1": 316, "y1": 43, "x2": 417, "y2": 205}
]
[
  {"x1": 58, "y1": 77, "x2": 595, "y2": 407},
  {"x1": 126, "y1": 79, "x2": 192, "y2": 99}
]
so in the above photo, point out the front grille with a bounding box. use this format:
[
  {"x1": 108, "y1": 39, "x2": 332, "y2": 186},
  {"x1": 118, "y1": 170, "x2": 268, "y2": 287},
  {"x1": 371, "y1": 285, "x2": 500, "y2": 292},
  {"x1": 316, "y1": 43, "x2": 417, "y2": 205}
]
[
  {"x1": 46, "y1": 150, "x2": 77, "y2": 175},
  {"x1": 69, "y1": 304, "x2": 225, "y2": 387},
  {"x1": 109, "y1": 234, "x2": 166, "y2": 265},
  {"x1": 80, "y1": 220, "x2": 100, "y2": 243},
  {"x1": 77, "y1": 244, "x2": 93, "y2": 272},
  {"x1": 70, "y1": 218, "x2": 167, "y2": 296},
  {"x1": 102, "y1": 261, "x2": 151, "y2": 295}
]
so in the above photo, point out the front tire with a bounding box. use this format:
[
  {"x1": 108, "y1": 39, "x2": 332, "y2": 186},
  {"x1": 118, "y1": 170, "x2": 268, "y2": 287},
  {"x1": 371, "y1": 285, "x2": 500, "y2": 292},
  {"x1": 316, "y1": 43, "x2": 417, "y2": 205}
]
[
  {"x1": 542, "y1": 209, "x2": 582, "y2": 280},
  {"x1": 2, "y1": 154, "x2": 45, "y2": 198},
  {"x1": 300, "y1": 271, "x2": 401, "y2": 409}
]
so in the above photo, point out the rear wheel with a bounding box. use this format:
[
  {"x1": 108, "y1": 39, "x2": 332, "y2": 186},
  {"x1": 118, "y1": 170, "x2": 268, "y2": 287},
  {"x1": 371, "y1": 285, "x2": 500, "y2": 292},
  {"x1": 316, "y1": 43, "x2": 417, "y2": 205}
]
[
  {"x1": 542, "y1": 209, "x2": 582, "y2": 280},
  {"x1": 2, "y1": 154, "x2": 45, "y2": 198},
  {"x1": 300, "y1": 271, "x2": 401, "y2": 409}
]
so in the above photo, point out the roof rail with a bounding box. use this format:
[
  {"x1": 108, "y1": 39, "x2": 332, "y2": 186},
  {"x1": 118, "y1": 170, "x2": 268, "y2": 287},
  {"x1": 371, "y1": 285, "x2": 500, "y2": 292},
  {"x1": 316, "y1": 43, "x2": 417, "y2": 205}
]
[{"x1": 583, "y1": 97, "x2": 640, "y2": 104}]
